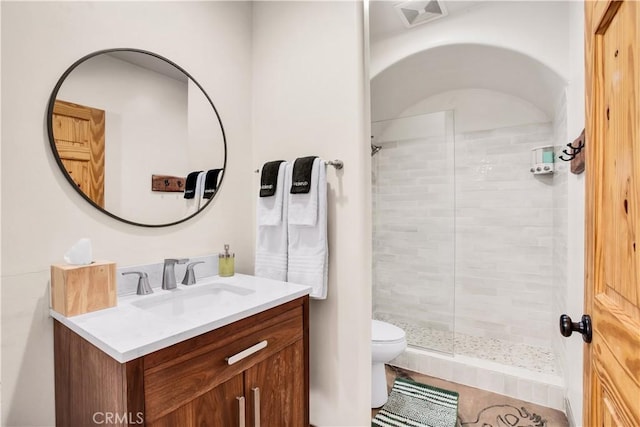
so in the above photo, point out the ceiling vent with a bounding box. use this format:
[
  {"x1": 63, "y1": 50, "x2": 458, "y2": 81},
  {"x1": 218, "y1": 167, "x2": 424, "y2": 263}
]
[{"x1": 395, "y1": 0, "x2": 448, "y2": 28}]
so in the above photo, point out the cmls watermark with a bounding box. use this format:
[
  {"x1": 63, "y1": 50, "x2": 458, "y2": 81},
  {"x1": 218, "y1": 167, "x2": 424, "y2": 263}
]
[{"x1": 92, "y1": 412, "x2": 144, "y2": 425}]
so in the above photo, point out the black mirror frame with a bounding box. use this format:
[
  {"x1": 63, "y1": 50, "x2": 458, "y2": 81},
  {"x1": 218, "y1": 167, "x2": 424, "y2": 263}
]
[{"x1": 46, "y1": 48, "x2": 227, "y2": 227}]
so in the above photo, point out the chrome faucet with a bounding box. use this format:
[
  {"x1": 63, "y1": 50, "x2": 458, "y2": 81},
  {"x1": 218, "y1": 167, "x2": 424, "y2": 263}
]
[{"x1": 162, "y1": 258, "x2": 188, "y2": 290}]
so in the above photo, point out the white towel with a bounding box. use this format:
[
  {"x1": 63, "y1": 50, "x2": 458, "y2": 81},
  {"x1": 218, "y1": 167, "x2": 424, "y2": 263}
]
[
  {"x1": 196, "y1": 171, "x2": 207, "y2": 210},
  {"x1": 255, "y1": 162, "x2": 289, "y2": 281},
  {"x1": 288, "y1": 159, "x2": 319, "y2": 226},
  {"x1": 184, "y1": 171, "x2": 206, "y2": 214},
  {"x1": 287, "y1": 158, "x2": 328, "y2": 299},
  {"x1": 257, "y1": 162, "x2": 287, "y2": 226}
]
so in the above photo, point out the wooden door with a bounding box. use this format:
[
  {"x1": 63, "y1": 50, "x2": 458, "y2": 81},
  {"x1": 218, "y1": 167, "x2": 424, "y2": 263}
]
[
  {"x1": 51, "y1": 100, "x2": 105, "y2": 207},
  {"x1": 584, "y1": 1, "x2": 640, "y2": 426},
  {"x1": 244, "y1": 341, "x2": 305, "y2": 427},
  {"x1": 146, "y1": 374, "x2": 244, "y2": 427}
]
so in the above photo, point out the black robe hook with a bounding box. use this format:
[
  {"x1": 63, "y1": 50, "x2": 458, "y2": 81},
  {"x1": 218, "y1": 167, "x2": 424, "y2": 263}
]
[{"x1": 560, "y1": 130, "x2": 585, "y2": 161}]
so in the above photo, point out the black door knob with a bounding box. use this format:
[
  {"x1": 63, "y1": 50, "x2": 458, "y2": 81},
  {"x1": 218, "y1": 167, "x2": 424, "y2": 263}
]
[{"x1": 559, "y1": 314, "x2": 592, "y2": 343}]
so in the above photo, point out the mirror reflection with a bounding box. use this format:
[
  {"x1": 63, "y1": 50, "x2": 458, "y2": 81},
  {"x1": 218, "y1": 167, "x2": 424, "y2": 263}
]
[{"x1": 48, "y1": 49, "x2": 226, "y2": 227}]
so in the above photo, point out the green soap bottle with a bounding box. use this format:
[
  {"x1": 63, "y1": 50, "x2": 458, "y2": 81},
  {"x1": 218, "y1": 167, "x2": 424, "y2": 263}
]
[{"x1": 218, "y1": 244, "x2": 235, "y2": 277}]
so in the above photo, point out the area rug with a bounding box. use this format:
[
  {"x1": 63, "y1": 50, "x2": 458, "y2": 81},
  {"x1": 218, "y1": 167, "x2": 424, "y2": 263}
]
[
  {"x1": 372, "y1": 377, "x2": 459, "y2": 427},
  {"x1": 376, "y1": 365, "x2": 568, "y2": 427}
]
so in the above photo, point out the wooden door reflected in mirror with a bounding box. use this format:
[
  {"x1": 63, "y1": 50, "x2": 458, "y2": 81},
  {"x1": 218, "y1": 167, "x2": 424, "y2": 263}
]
[{"x1": 52, "y1": 100, "x2": 105, "y2": 207}]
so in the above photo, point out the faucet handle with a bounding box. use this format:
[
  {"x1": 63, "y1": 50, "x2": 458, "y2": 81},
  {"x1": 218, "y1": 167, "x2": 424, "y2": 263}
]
[
  {"x1": 122, "y1": 271, "x2": 153, "y2": 295},
  {"x1": 182, "y1": 261, "x2": 205, "y2": 285}
]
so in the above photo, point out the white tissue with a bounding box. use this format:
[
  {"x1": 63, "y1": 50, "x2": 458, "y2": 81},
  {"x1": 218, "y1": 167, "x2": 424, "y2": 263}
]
[{"x1": 64, "y1": 238, "x2": 93, "y2": 265}]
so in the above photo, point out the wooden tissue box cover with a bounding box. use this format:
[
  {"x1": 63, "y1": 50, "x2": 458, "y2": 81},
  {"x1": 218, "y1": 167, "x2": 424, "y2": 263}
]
[{"x1": 51, "y1": 261, "x2": 116, "y2": 317}]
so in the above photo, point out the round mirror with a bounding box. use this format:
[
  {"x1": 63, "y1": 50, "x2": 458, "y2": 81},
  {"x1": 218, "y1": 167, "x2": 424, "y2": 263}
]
[{"x1": 47, "y1": 48, "x2": 226, "y2": 227}]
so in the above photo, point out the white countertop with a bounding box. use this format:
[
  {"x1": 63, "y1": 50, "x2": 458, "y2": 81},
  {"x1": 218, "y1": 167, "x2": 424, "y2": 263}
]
[{"x1": 50, "y1": 274, "x2": 311, "y2": 363}]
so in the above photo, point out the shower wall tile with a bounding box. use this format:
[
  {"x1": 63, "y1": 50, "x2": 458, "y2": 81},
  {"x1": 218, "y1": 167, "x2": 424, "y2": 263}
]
[
  {"x1": 454, "y1": 122, "x2": 556, "y2": 349},
  {"x1": 373, "y1": 124, "x2": 456, "y2": 339},
  {"x1": 373, "y1": 119, "x2": 559, "y2": 358}
]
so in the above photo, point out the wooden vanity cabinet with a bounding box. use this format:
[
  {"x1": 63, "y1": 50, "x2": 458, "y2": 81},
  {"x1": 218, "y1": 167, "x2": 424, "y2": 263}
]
[{"x1": 54, "y1": 296, "x2": 309, "y2": 427}]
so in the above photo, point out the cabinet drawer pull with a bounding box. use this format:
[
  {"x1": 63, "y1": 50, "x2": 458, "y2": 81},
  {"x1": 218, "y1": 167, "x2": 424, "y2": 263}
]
[
  {"x1": 237, "y1": 396, "x2": 246, "y2": 427},
  {"x1": 226, "y1": 340, "x2": 268, "y2": 365},
  {"x1": 252, "y1": 387, "x2": 261, "y2": 427}
]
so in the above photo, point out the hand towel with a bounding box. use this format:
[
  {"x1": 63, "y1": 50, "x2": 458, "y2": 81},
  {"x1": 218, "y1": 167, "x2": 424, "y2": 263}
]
[
  {"x1": 290, "y1": 156, "x2": 317, "y2": 194},
  {"x1": 288, "y1": 158, "x2": 328, "y2": 299},
  {"x1": 257, "y1": 161, "x2": 287, "y2": 226},
  {"x1": 195, "y1": 171, "x2": 207, "y2": 209},
  {"x1": 288, "y1": 157, "x2": 320, "y2": 226},
  {"x1": 260, "y1": 160, "x2": 286, "y2": 197},
  {"x1": 255, "y1": 162, "x2": 289, "y2": 281},
  {"x1": 203, "y1": 168, "x2": 223, "y2": 199},
  {"x1": 183, "y1": 171, "x2": 203, "y2": 199}
]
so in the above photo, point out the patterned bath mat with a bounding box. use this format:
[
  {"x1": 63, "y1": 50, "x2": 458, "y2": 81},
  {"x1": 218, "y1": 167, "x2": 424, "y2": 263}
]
[{"x1": 372, "y1": 377, "x2": 459, "y2": 427}]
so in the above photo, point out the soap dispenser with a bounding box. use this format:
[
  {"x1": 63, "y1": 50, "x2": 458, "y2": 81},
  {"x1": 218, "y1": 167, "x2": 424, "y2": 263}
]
[{"x1": 218, "y1": 244, "x2": 235, "y2": 277}]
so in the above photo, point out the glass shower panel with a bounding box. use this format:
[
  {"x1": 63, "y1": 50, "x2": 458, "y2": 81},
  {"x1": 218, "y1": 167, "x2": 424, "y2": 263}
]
[{"x1": 371, "y1": 111, "x2": 455, "y2": 354}]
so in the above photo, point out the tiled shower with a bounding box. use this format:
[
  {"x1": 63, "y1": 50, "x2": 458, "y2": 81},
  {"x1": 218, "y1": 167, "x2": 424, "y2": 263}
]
[{"x1": 372, "y1": 109, "x2": 567, "y2": 408}]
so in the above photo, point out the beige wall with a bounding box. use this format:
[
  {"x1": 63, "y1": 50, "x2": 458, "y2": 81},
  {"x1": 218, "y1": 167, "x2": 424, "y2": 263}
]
[
  {"x1": 251, "y1": 2, "x2": 371, "y2": 425},
  {"x1": 1, "y1": 2, "x2": 254, "y2": 425}
]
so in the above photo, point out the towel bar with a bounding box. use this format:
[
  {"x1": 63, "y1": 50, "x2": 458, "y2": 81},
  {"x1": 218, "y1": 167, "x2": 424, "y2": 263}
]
[
  {"x1": 254, "y1": 159, "x2": 343, "y2": 173},
  {"x1": 325, "y1": 159, "x2": 344, "y2": 169}
]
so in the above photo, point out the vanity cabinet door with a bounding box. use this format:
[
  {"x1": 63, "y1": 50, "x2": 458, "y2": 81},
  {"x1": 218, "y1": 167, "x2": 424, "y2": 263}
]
[
  {"x1": 143, "y1": 305, "x2": 303, "y2": 422},
  {"x1": 147, "y1": 340, "x2": 305, "y2": 427},
  {"x1": 245, "y1": 340, "x2": 306, "y2": 427},
  {"x1": 146, "y1": 374, "x2": 244, "y2": 427}
]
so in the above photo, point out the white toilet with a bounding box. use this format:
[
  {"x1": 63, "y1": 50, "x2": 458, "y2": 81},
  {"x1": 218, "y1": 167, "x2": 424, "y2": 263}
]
[{"x1": 371, "y1": 319, "x2": 407, "y2": 408}]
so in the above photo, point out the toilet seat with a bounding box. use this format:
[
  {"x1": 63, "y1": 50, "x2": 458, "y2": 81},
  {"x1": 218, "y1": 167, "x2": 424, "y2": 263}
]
[{"x1": 372, "y1": 319, "x2": 405, "y2": 344}]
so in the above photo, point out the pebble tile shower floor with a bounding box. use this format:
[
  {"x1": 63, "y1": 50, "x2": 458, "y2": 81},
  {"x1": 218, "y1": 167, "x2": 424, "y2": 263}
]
[{"x1": 375, "y1": 313, "x2": 557, "y2": 375}]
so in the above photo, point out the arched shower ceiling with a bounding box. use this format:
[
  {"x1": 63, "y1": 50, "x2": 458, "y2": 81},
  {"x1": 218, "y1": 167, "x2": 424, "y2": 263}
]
[{"x1": 371, "y1": 43, "x2": 567, "y2": 122}]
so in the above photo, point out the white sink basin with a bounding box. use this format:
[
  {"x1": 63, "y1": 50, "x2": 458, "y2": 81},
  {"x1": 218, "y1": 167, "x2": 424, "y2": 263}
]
[{"x1": 131, "y1": 283, "x2": 254, "y2": 317}]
